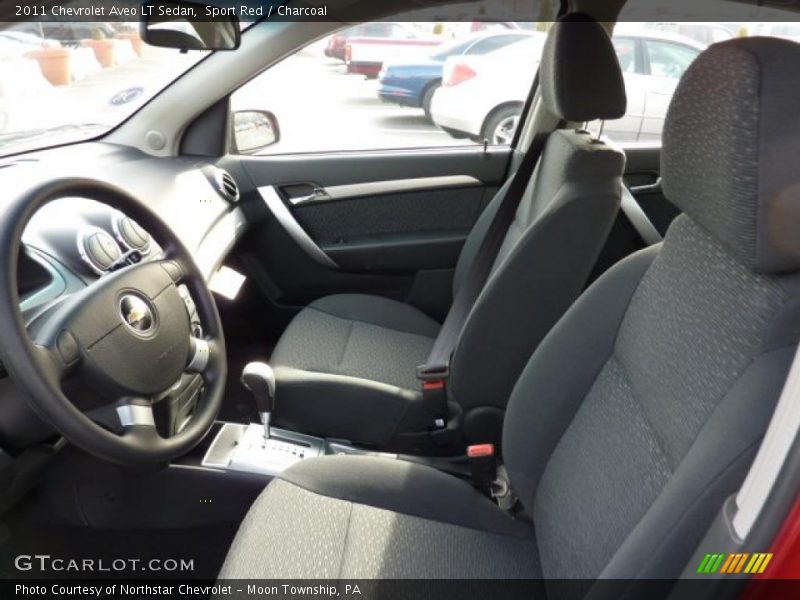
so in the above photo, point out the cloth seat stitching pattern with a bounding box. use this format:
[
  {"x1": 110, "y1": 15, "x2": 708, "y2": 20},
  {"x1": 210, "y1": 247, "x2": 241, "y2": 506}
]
[
  {"x1": 337, "y1": 321, "x2": 354, "y2": 368},
  {"x1": 277, "y1": 475, "x2": 531, "y2": 538},
  {"x1": 307, "y1": 306, "x2": 439, "y2": 337},
  {"x1": 612, "y1": 353, "x2": 676, "y2": 473},
  {"x1": 336, "y1": 502, "x2": 354, "y2": 578}
]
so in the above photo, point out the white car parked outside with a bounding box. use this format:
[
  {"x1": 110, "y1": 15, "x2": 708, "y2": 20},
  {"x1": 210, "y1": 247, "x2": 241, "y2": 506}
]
[{"x1": 430, "y1": 29, "x2": 706, "y2": 144}]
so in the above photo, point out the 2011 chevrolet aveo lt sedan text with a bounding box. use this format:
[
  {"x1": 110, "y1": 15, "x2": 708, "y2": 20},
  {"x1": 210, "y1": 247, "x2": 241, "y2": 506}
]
[{"x1": 2, "y1": 1, "x2": 800, "y2": 598}]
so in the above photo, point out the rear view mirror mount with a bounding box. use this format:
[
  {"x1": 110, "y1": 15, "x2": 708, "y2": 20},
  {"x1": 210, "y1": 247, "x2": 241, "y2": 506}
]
[{"x1": 141, "y1": 0, "x2": 241, "y2": 52}]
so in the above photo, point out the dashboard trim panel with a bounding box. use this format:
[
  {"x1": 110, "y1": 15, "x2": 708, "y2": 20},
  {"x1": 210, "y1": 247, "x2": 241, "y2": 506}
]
[
  {"x1": 19, "y1": 248, "x2": 67, "y2": 314},
  {"x1": 194, "y1": 207, "x2": 249, "y2": 280}
]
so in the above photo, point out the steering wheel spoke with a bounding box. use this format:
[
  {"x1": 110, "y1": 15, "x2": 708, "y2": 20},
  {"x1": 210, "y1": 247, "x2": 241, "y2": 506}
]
[
  {"x1": 33, "y1": 340, "x2": 80, "y2": 388},
  {"x1": 186, "y1": 336, "x2": 212, "y2": 374},
  {"x1": 116, "y1": 399, "x2": 157, "y2": 430},
  {"x1": 158, "y1": 257, "x2": 188, "y2": 285},
  {"x1": 81, "y1": 397, "x2": 157, "y2": 436},
  {"x1": 121, "y1": 414, "x2": 162, "y2": 448}
]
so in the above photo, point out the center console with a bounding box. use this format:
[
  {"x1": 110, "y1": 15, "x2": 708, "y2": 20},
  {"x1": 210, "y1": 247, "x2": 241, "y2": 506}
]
[
  {"x1": 197, "y1": 360, "x2": 397, "y2": 478},
  {"x1": 183, "y1": 359, "x2": 496, "y2": 490},
  {"x1": 197, "y1": 417, "x2": 477, "y2": 483},
  {"x1": 201, "y1": 420, "x2": 407, "y2": 477},
  {"x1": 202, "y1": 423, "x2": 323, "y2": 476}
]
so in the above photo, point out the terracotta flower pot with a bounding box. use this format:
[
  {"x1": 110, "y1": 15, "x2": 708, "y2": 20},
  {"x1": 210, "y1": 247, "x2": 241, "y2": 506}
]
[
  {"x1": 118, "y1": 32, "x2": 144, "y2": 56},
  {"x1": 82, "y1": 39, "x2": 116, "y2": 68},
  {"x1": 25, "y1": 47, "x2": 72, "y2": 86}
]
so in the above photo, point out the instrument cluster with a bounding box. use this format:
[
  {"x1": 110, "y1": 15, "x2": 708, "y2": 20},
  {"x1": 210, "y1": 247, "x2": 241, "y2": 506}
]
[{"x1": 22, "y1": 198, "x2": 160, "y2": 285}]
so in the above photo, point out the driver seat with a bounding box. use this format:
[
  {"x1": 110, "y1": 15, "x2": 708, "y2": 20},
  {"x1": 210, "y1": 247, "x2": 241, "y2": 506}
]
[{"x1": 220, "y1": 38, "x2": 800, "y2": 583}]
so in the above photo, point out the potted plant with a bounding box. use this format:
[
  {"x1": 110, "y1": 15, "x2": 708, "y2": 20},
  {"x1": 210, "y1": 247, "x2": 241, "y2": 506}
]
[
  {"x1": 25, "y1": 43, "x2": 72, "y2": 86},
  {"x1": 82, "y1": 27, "x2": 116, "y2": 68},
  {"x1": 116, "y1": 25, "x2": 144, "y2": 56}
]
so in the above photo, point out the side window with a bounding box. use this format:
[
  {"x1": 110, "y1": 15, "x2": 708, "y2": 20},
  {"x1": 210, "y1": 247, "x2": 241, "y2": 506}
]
[
  {"x1": 645, "y1": 40, "x2": 699, "y2": 79},
  {"x1": 231, "y1": 22, "x2": 540, "y2": 155},
  {"x1": 466, "y1": 35, "x2": 524, "y2": 55},
  {"x1": 613, "y1": 37, "x2": 638, "y2": 73},
  {"x1": 429, "y1": 39, "x2": 475, "y2": 61},
  {"x1": 472, "y1": 22, "x2": 514, "y2": 33},
  {"x1": 389, "y1": 24, "x2": 415, "y2": 39},
  {"x1": 711, "y1": 28, "x2": 733, "y2": 43},
  {"x1": 770, "y1": 24, "x2": 800, "y2": 38},
  {"x1": 362, "y1": 23, "x2": 390, "y2": 37}
]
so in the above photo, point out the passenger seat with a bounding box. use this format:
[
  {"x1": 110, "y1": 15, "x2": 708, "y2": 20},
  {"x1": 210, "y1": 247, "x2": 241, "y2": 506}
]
[{"x1": 270, "y1": 16, "x2": 628, "y2": 453}]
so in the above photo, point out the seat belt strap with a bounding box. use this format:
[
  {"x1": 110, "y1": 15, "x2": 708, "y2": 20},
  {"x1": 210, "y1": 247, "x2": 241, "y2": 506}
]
[
  {"x1": 417, "y1": 120, "x2": 555, "y2": 426},
  {"x1": 621, "y1": 184, "x2": 663, "y2": 246}
]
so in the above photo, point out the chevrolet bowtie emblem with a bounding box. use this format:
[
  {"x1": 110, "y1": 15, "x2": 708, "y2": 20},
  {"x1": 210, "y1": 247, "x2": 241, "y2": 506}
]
[{"x1": 119, "y1": 294, "x2": 155, "y2": 334}]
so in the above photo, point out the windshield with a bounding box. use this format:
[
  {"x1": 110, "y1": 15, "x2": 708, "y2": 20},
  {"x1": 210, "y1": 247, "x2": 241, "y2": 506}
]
[{"x1": 0, "y1": 21, "x2": 208, "y2": 157}]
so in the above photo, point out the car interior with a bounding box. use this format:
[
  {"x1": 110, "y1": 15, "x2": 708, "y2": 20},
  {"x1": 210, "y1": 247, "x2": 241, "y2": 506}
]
[{"x1": 2, "y1": 0, "x2": 800, "y2": 596}]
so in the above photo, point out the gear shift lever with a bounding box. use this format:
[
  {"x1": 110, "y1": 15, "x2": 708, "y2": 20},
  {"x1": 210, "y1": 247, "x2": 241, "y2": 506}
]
[{"x1": 241, "y1": 362, "x2": 275, "y2": 440}]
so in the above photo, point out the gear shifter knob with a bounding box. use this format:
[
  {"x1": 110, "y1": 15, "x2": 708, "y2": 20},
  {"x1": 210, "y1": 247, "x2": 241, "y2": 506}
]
[{"x1": 241, "y1": 362, "x2": 275, "y2": 439}]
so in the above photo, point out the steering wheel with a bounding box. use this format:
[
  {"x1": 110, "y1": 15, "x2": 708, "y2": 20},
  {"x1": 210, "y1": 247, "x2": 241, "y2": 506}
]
[{"x1": 0, "y1": 178, "x2": 227, "y2": 465}]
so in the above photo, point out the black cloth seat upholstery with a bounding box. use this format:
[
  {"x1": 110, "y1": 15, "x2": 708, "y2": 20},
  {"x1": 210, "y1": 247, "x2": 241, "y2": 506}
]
[
  {"x1": 219, "y1": 455, "x2": 541, "y2": 579},
  {"x1": 271, "y1": 294, "x2": 441, "y2": 444},
  {"x1": 271, "y1": 17, "x2": 628, "y2": 449},
  {"x1": 222, "y1": 36, "x2": 800, "y2": 586}
]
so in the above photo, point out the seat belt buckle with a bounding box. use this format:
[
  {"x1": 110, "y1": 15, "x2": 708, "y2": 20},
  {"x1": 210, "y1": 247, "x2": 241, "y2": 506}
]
[
  {"x1": 423, "y1": 380, "x2": 447, "y2": 429},
  {"x1": 416, "y1": 363, "x2": 449, "y2": 381},
  {"x1": 467, "y1": 443, "x2": 498, "y2": 491},
  {"x1": 417, "y1": 364, "x2": 449, "y2": 429}
]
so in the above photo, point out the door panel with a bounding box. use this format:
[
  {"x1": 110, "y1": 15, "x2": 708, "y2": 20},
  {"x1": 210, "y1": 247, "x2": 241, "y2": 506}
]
[
  {"x1": 240, "y1": 146, "x2": 511, "y2": 186},
  {"x1": 232, "y1": 146, "x2": 511, "y2": 322},
  {"x1": 291, "y1": 179, "x2": 485, "y2": 243},
  {"x1": 293, "y1": 183, "x2": 491, "y2": 269}
]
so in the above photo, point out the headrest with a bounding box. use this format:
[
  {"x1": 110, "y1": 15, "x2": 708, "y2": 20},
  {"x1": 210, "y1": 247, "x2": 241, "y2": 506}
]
[
  {"x1": 662, "y1": 38, "x2": 800, "y2": 274},
  {"x1": 539, "y1": 13, "x2": 626, "y2": 122}
]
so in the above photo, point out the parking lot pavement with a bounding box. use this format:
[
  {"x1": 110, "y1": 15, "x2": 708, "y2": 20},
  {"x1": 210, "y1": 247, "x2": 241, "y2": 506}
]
[{"x1": 232, "y1": 50, "x2": 468, "y2": 154}]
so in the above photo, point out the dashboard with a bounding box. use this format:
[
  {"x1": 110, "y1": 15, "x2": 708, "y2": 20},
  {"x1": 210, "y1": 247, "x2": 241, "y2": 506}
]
[
  {"x1": 9, "y1": 142, "x2": 248, "y2": 313},
  {"x1": 0, "y1": 141, "x2": 250, "y2": 450}
]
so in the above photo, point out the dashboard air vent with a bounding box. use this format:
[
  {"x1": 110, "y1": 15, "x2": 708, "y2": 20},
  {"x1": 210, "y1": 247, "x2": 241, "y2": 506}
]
[
  {"x1": 78, "y1": 228, "x2": 122, "y2": 275},
  {"x1": 214, "y1": 168, "x2": 240, "y2": 203},
  {"x1": 113, "y1": 214, "x2": 151, "y2": 254}
]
